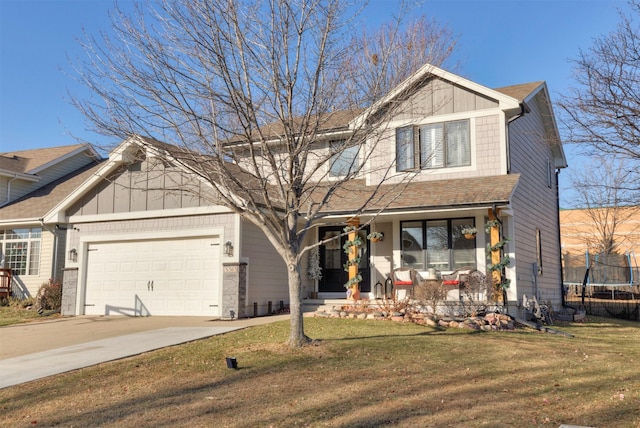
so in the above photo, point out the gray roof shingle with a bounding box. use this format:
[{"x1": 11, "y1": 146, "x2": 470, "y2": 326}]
[{"x1": 0, "y1": 160, "x2": 105, "y2": 222}]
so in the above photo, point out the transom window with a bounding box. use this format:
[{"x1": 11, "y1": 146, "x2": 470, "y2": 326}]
[
  {"x1": 0, "y1": 228, "x2": 42, "y2": 275},
  {"x1": 330, "y1": 140, "x2": 360, "y2": 177},
  {"x1": 401, "y1": 218, "x2": 475, "y2": 271},
  {"x1": 396, "y1": 119, "x2": 470, "y2": 172}
]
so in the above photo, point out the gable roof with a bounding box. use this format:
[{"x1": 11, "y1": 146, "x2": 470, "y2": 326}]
[
  {"x1": 0, "y1": 159, "x2": 105, "y2": 224},
  {"x1": 494, "y1": 82, "x2": 544, "y2": 102},
  {"x1": 497, "y1": 81, "x2": 566, "y2": 168},
  {"x1": 352, "y1": 64, "x2": 524, "y2": 128},
  {"x1": 0, "y1": 144, "x2": 99, "y2": 176}
]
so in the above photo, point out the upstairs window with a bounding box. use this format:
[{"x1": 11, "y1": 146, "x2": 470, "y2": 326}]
[
  {"x1": 397, "y1": 119, "x2": 470, "y2": 171},
  {"x1": 396, "y1": 127, "x2": 416, "y2": 171},
  {"x1": 330, "y1": 140, "x2": 360, "y2": 177},
  {"x1": 0, "y1": 228, "x2": 41, "y2": 275}
]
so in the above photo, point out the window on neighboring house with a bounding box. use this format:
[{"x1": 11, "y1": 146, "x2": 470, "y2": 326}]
[
  {"x1": 330, "y1": 140, "x2": 360, "y2": 177},
  {"x1": 0, "y1": 228, "x2": 42, "y2": 275},
  {"x1": 397, "y1": 119, "x2": 470, "y2": 171},
  {"x1": 401, "y1": 218, "x2": 476, "y2": 271}
]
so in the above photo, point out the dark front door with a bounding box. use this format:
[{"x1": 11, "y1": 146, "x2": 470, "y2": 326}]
[{"x1": 318, "y1": 226, "x2": 370, "y2": 293}]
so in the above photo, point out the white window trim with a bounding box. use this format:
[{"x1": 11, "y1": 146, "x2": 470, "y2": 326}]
[
  {"x1": 394, "y1": 117, "x2": 476, "y2": 172},
  {"x1": 0, "y1": 227, "x2": 42, "y2": 276}
]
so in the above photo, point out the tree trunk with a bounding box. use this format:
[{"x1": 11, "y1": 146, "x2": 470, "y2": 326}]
[{"x1": 286, "y1": 263, "x2": 310, "y2": 348}]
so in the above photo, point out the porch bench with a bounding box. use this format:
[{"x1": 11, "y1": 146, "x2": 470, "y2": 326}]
[{"x1": 0, "y1": 268, "x2": 12, "y2": 299}]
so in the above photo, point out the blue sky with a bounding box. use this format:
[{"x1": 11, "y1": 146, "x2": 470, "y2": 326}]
[{"x1": 0, "y1": 0, "x2": 634, "y2": 205}]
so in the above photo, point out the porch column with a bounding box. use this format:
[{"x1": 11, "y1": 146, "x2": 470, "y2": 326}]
[
  {"x1": 488, "y1": 209, "x2": 504, "y2": 303},
  {"x1": 347, "y1": 217, "x2": 360, "y2": 300}
]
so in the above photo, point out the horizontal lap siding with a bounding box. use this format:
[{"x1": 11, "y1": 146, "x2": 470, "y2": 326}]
[
  {"x1": 11, "y1": 230, "x2": 55, "y2": 298},
  {"x1": 67, "y1": 214, "x2": 236, "y2": 261},
  {"x1": 509, "y1": 98, "x2": 562, "y2": 306},
  {"x1": 4, "y1": 153, "x2": 95, "y2": 203},
  {"x1": 240, "y1": 220, "x2": 288, "y2": 315}
]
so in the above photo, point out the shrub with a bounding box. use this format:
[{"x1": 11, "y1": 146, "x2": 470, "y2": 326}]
[
  {"x1": 414, "y1": 280, "x2": 447, "y2": 315},
  {"x1": 36, "y1": 279, "x2": 63, "y2": 311}
]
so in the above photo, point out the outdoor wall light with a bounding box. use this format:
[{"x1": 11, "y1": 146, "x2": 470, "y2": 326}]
[
  {"x1": 68, "y1": 248, "x2": 78, "y2": 262},
  {"x1": 224, "y1": 240, "x2": 234, "y2": 256}
]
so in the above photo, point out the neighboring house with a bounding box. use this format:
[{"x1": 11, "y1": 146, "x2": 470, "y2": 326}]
[
  {"x1": 560, "y1": 206, "x2": 640, "y2": 256},
  {"x1": 0, "y1": 144, "x2": 102, "y2": 297},
  {"x1": 4, "y1": 63, "x2": 567, "y2": 317},
  {"x1": 560, "y1": 206, "x2": 640, "y2": 286}
]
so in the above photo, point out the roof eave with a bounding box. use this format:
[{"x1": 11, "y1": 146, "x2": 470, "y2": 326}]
[
  {"x1": 319, "y1": 200, "x2": 513, "y2": 218},
  {"x1": 28, "y1": 144, "x2": 102, "y2": 175}
]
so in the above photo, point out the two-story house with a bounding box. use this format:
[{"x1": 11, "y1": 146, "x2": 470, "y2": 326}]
[
  {"x1": 3, "y1": 63, "x2": 566, "y2": 318},
  {"x1": 0, "y1": 144, "x2": 102, "y2": 297}
]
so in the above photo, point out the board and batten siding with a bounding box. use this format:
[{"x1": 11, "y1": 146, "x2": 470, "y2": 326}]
[
  {"x1": 240, "y1": 220, "x2": 288, "y2": 316},
  {"x1": 508, "y1": 96, "x2": 563, "y2": 306},
  {"x1": 67, "y1": 157, "x2": 214, "y2": 217},
  {"x1": 390, "y1": 77, "x2": 498, "y2": 121}
]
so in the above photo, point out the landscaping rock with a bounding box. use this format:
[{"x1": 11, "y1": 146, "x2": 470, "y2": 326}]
[{"x1": 425, "y1": 318, "x2": 438, "y2": 328}]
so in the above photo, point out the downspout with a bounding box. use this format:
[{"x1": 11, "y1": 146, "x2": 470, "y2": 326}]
[
  {"x1": 506, "y1": 103, "x2": 528, "y2": 174},
  {"x1": 555, "y1": 169, "x2": 566, "y2": 308},
  {"x1": 501, "y1": 103, "x2": 526, "y2": 307},
  {"x1": 6, "y1": 174, "x2": 18, "y2": 204}
]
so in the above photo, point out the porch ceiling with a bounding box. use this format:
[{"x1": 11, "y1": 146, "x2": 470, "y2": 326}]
[{"x1": 317, "y1": 174, "x2": 520, "y2": 215}]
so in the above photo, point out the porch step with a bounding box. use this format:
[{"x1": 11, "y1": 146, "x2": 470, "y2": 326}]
[
  {"x1": 302, "y1": 299, "x2": 345, "y2": 313},
  {"x1": 302, "y1": 298, "x2": 389, "y2": 313}
]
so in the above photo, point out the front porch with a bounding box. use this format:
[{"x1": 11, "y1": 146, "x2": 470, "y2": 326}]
[{"x1": 307, "y1": 209, "x2": 513, "y2": 311}]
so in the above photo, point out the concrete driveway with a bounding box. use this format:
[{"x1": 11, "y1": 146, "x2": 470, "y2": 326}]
[{"x1": 0, "y1": 314, "x2": 289, "y2": 389}]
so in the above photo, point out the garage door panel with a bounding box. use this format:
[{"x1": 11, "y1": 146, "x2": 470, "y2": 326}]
[{"x1": 84, "y1": 237, "x2": 220, "y2": 316}]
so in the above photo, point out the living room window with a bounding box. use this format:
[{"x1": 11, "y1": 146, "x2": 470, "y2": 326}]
[
  {"x1": 401, "y1": 218, "x2": 476, "y2": 271},
  {"x1": 330, "y1": 139, "x2": 360, "y2": 177},
  {"x1": 396, "y1": 119, "x2": 470, "y2": 171},
  {"x1": 0, "y1": 228, "x2": 41, "y2": 275}
]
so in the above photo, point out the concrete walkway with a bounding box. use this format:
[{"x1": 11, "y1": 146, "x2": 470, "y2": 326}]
[{"x1": 0, "y1": 314, "x2": 290, "y2": 389}]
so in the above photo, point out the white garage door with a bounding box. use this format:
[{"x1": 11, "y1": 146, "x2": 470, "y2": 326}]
[{"x1": 84, "y1": 236, "x2": 220, "y2": 316}]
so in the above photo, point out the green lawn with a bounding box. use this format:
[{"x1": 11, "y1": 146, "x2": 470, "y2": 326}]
[{"x1": 1, "y1": 316, "x2": 639, "y2": 427}]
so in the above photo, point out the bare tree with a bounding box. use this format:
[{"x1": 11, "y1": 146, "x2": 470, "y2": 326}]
[
  {"x1": 566, "y1": 156, "x2": 639, "y2": 254},
  {"x1": 70, "y1": 0, "x2": 456, "y2": 347},
  {"x1": 559, "y1": 0, "x2": 640, "y2": 180},
  {"x1": 343, "y1": 15, "x2": 457, "y2": 104}
]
